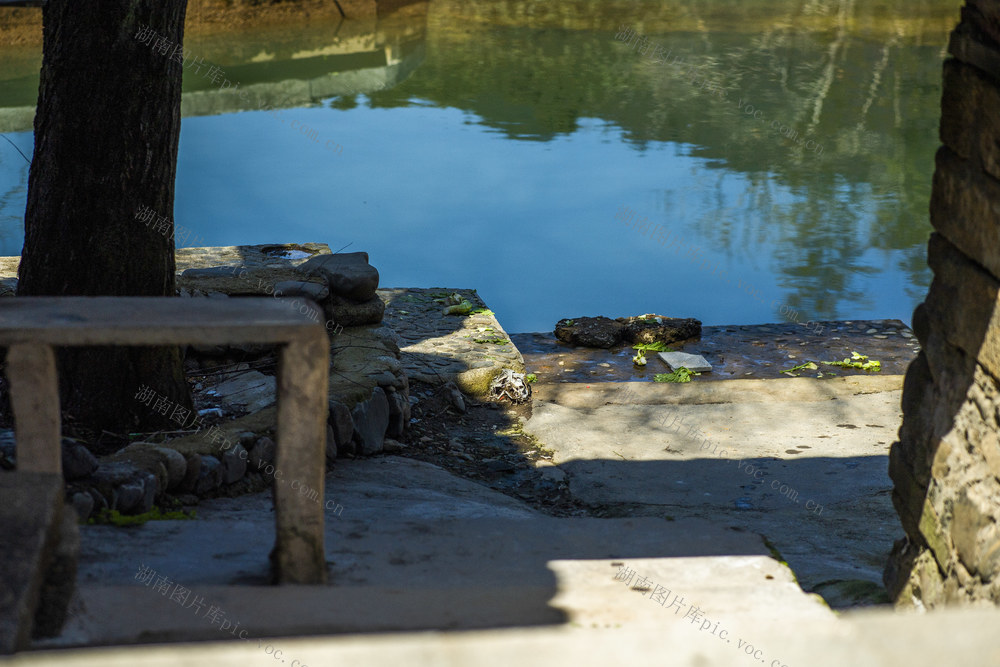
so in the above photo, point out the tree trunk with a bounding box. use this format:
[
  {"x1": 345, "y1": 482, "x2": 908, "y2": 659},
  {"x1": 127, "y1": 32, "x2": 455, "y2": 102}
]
[{"x1": 17, "y1": 0, "x2": 192, "y2": 439}]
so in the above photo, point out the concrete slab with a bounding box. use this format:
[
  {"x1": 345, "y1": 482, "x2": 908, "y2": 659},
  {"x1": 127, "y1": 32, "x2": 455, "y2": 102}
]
[
  {"x1": 658, "y1": 350, "x2": 713, "y2": 373},
  {"x1": 524, "y1": 378, "x2": 904, "y2": 597},
  {"x1": 47, "y1": 456, "x2": 833, "y2": 647},
  {"x1": 531, "y1": 375, "x2": 904, "y2": 408},
  {"x1": 16, "y1": 607, "x2": 1000, "y2": 667},
  {"x1": 52, "y1": 554, "x2": 829, "y2": 648}
]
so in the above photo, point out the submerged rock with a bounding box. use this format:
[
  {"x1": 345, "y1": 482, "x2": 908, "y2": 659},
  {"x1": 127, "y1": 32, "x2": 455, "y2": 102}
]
[
  {"x1": 555, "y1": 314, "x2": 701, "y2": 348},
  {"x1": 619, "y1": 314, "x2": 701, "y2": 345},
  {"x1": 554, "y1": 316, "x2": 627, "y2": 348}
]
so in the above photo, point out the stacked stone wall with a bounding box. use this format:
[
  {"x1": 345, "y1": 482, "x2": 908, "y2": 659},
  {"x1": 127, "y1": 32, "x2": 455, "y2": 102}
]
[{"x1": 887, "y1": 0, "x2": 1000, "y2": 608}]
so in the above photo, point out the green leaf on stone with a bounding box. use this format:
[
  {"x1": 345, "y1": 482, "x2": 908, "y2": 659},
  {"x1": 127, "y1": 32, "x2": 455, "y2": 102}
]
[
  {"x1": 632, "y1": 341, "x2": 674, "y2": 352},
  {"x1": 821, "y1": 351, "x2": 881, "y2": 372},
  {"x1": 780, "y1": 361, "x2": 818, "y2": 375},
  {"x1": 654, "y1": 367, "x2": 699, "y2": 383}
]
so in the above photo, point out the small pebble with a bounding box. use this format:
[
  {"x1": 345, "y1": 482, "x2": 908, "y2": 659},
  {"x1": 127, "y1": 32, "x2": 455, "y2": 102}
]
[
  {"x1": 873, "y1": 335, "x2": 888, "y2": 339},
  {"x1": 901, "y1": 331, "x2": 914, "y2": 339},
  {"x1": 599, "y1": 362, "x2": 611, "y2": 368},
  {"x1": 787, "y1": 354, "x2": 796, "y2": 359},
  {"x1": 865, "y1": 328, "x2": 878, "y2": 334}
]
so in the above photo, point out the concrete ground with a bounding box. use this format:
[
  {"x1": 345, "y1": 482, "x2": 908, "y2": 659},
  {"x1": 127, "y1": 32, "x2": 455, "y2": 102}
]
[
  {"x1": 19, "y1": 371, "x2": 1000, "y2": 665},
  {"x1": 524, "y1": 375, "x2": 905, "y2": 603}
]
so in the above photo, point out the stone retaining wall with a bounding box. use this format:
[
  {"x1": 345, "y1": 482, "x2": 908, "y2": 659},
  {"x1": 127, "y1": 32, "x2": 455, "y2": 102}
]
[{"x1": 886, "y1": 0, "x2": 1000, "y2": 608}]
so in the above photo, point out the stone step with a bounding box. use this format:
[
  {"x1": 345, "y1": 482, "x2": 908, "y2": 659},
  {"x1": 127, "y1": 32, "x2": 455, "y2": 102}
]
[
  {"x1": 524, "y1": 376, "x2": 906, "y2": 604},
  {"x1": 23, "y1": 605, "x2": 1000, "y2": 666},
  {"x1": 54, "y1": 549, "x2": 830, "y2": 648}
]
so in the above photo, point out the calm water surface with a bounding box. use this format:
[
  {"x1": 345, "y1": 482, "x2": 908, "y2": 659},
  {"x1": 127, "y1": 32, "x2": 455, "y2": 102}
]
[{"x1": 0, "y1": 0, "x2": 963, "y2": 332}]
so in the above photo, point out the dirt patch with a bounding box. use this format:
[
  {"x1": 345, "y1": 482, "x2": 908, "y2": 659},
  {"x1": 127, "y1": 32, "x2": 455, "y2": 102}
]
[{"x1": 392, "y1": 379, "x2": 601, "y2": 517}]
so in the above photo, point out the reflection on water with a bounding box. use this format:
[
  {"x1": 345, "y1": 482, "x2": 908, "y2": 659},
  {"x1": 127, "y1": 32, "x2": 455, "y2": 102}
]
[{"x1": 0, "y1": 0, "x2": 961, "y2": 332}]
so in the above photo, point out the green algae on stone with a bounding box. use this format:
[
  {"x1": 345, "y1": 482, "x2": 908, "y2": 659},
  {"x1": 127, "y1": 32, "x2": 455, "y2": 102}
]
[{"x1": 88, "y1": 506, "x2": 196, "y2": 526}]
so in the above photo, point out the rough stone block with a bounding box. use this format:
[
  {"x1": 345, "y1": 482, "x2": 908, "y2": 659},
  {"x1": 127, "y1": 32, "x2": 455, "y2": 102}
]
[
  {"x1": 273, "y1": 281, "x2": 330, "y2": 301},
  {"x1": 324, "y1": 293, "x2": 385, "y2": 327},
  {"x1": 981, "y1": 430, "x2": 1000, "y2": 483},
  {"x1": 70, "y1": 491, "x2": 94, "y2": 522},
  {"x1": 328, "y1": 400, "x2": 354, "y2": 449},
  {"x1": 326, "y1": 424, "x2": 337, "y2": 462},
  {"x1": 195, "y1": 456, "x2": 222, "y2": 495},
  {"x1": 214, "y1": 370, "x2": 277, "y2": 413},
  {"x1": 155, "y1": 447, "x2": 187, "y2": 490},
  {"x1": 87, "y1": 463, "x2": 156, "y2": 515},
  {"x1": 455, "y1": 366, "x2": 502, "y2": 398},
  {"x1": 952, "y1": 489, "x2": 1000, "y2": 577},
  {"x1": 967, "y1": 0, "x2": 1000, "y2": 43},
  {"x1": 110, "y1": 444, "x2": 169, "y2": 496},
  {"x1": 352, "y1": 387, "x2": 389, "y2": 456},
  {"x1": 923, "y1": 232, "x2": 1000, "y2": 380},
  {"x1": 386, "y1": 388, "x2": 406, "y2": 438},
  {"x1": 117, "y1": 472, "x2": 157, "y2": 515},
  {"x1": 61, "y1": 440, "x2": 97, "y2": 481},
  {"x1": 297, "y1": 252, "x2": 379, "y2": 302},
  {"x1": 178, "y1": 453, "x2": 201, "y2": 494},
  {"x1": 950, "y1": 11, "x2": 1000, "y2": 82},
  {"x1": 221, "y1": 444, "x2": 248, "y2": 484},
  {"x1": 931, "y1": 148, "x2": 1000, "y2": 281},
  {"x1": 249, "y1": 436, "x2": 275, "y2": 468},
  {"x1": 940, "y1": 59, "x2": 1000, "y2": 181},
  {"x1": 918, "y1": 496, "x2": 953, "y2": 574},
  {"x1": 889, "y1": 447, "x2": 926, "y2": 542}
]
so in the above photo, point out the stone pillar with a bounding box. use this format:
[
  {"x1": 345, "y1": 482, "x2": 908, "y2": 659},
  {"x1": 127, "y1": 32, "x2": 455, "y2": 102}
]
[{"x1": 885, "y1": 0, "x2": 1000, "y2": 608}]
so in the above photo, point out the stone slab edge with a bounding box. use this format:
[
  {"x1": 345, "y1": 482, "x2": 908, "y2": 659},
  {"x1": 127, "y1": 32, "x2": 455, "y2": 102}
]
[{"x1": 532, "y1": 375, "x2": 905, "y2": 409}]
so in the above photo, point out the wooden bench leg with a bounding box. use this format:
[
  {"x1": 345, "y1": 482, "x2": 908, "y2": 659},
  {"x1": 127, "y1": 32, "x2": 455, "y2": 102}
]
[
  {"x1": 7, "y1": 344, "x2": 61, "y2": 476},
  {"x1": 273, "y1": 331, "x2": 329, "y2": 584}
]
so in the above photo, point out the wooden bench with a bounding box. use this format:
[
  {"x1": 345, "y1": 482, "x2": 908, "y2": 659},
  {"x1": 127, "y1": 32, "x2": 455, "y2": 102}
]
[{"x1": 0, "y1": 296, "x2": 330, "y2": 585}]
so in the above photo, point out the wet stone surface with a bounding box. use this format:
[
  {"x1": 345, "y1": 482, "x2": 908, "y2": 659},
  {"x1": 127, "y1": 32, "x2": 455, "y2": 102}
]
[
  {"x1": 380, "y1": 287, "x2": 525, "y2": 394},
  {"x1": 512, "y1": 319, "x2": 918, "y2": 383}
]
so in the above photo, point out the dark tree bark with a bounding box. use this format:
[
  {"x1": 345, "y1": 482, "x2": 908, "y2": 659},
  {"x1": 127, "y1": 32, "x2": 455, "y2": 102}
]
[{"x1": 17, "y1": 0, "x2": 192, "y2": 438}]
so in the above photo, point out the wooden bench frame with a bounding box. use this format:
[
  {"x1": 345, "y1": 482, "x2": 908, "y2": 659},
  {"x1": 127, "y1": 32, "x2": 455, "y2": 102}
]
[{"x1": 0, "y1": 296, "x2": 329, "y2": 584}]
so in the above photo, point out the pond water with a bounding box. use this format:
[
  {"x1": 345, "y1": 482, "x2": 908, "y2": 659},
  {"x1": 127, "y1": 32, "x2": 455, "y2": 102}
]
[{"x1": 0, "y1": 0, "x2": 963, "y2": 332}]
